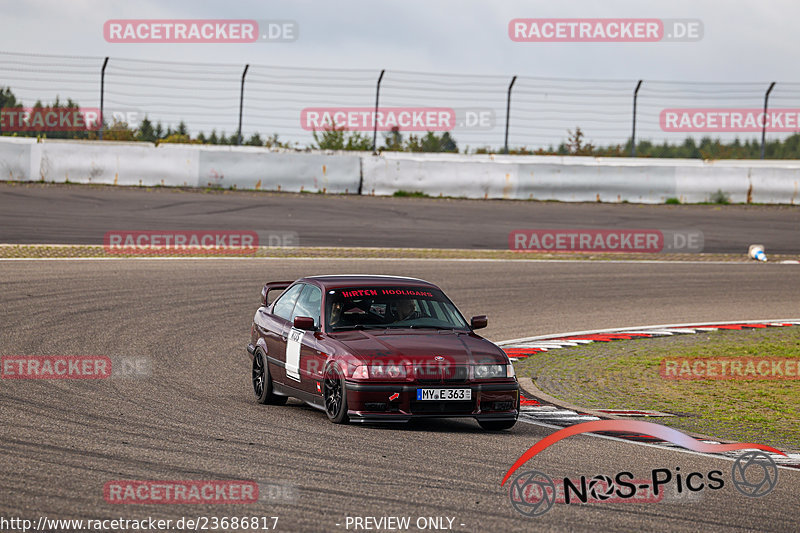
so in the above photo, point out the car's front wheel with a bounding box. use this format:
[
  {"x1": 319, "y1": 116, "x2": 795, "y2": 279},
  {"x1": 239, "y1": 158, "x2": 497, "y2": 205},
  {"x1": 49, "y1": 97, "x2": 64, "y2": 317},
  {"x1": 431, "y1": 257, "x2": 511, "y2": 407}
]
[
  {"x1": 323, "y1": 364, "x2": 349, "y2": 424},
  {"x1": 252, "y1": 349, "x2": 287, "y2": 405},
  {"x1": 478, "y1": 419, "x2": 517, "y2": 431}
]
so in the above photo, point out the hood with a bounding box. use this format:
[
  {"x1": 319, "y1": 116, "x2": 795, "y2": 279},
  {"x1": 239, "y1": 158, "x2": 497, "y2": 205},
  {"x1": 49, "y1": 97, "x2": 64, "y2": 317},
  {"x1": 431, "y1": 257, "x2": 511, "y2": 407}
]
[{"x1": 329, "y1": 330, "x2": 507, "y2": 366}]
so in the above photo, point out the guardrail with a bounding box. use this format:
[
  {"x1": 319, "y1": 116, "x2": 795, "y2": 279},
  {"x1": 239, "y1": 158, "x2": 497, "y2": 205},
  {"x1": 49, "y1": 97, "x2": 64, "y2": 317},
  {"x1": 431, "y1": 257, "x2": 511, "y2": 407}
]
[
  {"x1": 0, "y1": 137, "x2": 361, "y2": 194},
  {"x1": 2, "y1": 138, "x2": 799, "y2": 204}
]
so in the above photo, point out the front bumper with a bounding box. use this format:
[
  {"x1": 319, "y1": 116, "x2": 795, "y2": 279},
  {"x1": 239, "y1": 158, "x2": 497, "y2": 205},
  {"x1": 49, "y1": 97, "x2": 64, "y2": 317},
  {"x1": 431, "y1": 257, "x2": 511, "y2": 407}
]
[{"x1": 344, "y1": 381, "x2": 520, "y2": 423}]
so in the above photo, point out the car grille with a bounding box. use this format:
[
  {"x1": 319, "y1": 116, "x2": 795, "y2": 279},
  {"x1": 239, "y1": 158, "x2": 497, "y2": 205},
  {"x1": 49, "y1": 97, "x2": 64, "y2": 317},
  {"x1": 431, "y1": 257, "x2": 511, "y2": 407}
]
[
  {"x1": 480, "y1": 401, "x2": 514, "y2": 412},
  {"x1": 363, "y1": 402, "x2": 400, "y2": 413},
  {"x1": 410, "y1": 400, "x2": 474, "y2": 414},
  {"x1": 413, "y1": 364, "x2": 468, "y2": 384}
]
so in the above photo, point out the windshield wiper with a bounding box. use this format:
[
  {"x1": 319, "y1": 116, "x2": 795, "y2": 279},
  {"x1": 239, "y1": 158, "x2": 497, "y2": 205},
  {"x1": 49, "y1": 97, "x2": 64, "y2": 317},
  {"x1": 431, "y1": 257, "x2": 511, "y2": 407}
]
[
  {"x1": 331, "y1": 324, "x2": 388, "y2": 331},
  {"x1": 332, "y1": 324, "x2": 464, "y2": 331},
  {"x1": 381, "y1": 325, "x2": 462, "y2": 330}
]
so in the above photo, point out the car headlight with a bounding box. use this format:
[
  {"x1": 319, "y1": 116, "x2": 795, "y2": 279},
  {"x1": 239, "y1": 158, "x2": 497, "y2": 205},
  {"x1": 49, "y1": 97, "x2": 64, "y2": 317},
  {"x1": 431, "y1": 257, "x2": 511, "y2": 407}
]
[
  {"x1": 474, "y1": 364, "x2": 509, "y2": 379},
  {"x1": 351, "y1": 365, "x2": 369, "y2": 379},
  {"x1": 353, "y1": 363, "x2": 408, "y2": 380},
  {"x1": 385, "y1": 364, "x2": 407, "y2": 378}
]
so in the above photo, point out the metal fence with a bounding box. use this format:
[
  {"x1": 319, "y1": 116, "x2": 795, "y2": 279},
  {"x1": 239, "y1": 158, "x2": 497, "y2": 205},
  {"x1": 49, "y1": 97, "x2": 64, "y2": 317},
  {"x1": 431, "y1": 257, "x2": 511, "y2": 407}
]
[{"x1": 2, "y1": 49, "x2": 799, "y2": 155}]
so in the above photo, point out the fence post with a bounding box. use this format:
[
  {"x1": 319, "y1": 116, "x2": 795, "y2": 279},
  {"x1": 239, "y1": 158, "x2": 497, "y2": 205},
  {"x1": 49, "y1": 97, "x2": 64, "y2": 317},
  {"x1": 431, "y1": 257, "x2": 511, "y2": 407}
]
[
  {"x1": 760, "y1": 82, "x2": 776, "y2": 159},
  {"x1": 503, "y1": 75, "x2": 517, "y2": 154},
  {"x1": 99, "y1": 57, "x2": 109, "y2": 140},
  {"x1": 372, "y1": 69, "x2": 385, "y2": 154},
  {"x1": 630, "y1": 80, "x2": 643, "y2": 157},
  {"x1": 237, "y1": 64, "x2": 250, "y2": 146}
]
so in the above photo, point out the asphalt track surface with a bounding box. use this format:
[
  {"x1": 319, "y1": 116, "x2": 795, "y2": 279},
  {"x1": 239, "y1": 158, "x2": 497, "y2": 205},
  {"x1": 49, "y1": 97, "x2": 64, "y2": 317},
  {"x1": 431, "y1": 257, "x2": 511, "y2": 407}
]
[
  {"x1": 2, "y1": 259, "x2": 800, "y2": 532},
  {"x1": 1, "y1": 182, "x2": 799, "y2": 253}
]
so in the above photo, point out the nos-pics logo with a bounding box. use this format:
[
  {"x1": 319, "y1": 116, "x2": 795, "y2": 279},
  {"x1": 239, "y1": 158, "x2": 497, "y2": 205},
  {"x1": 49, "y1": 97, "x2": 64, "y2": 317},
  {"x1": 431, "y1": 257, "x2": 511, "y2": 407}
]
[{"x1": 502, "y1": 420, "x2": 782, "y2": 517}]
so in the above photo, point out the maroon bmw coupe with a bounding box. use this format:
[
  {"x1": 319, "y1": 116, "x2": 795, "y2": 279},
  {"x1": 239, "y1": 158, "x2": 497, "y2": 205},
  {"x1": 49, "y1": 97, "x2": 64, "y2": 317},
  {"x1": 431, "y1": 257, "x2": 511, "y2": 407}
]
[{"x1": 246, "y1": 275, "x2": 519, "y2": 429}]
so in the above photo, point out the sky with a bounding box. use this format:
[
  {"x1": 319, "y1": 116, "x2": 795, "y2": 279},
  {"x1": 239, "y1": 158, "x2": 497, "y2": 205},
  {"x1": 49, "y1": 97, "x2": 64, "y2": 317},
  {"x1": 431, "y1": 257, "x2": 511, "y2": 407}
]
[{"x1": 1, "y1": 0, "x2": 798, "y2": 149}]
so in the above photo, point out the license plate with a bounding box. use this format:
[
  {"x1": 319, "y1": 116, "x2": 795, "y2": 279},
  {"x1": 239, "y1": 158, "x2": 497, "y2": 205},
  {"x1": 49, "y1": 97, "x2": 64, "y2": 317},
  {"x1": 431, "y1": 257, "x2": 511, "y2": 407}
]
[{"x1": 416, "y1": 388, "x2": 471, "y2": 401}]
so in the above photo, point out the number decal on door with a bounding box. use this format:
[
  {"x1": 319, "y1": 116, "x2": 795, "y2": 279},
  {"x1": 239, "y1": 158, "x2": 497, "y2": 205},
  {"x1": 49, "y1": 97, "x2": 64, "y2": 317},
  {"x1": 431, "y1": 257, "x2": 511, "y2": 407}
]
[{"x1": 285, "y1": 327, "x2": 304, "y2": 381}]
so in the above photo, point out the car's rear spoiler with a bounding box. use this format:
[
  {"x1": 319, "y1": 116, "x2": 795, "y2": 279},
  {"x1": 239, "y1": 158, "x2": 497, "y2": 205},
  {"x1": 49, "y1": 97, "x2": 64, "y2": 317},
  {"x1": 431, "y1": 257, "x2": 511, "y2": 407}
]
[{"x1": 261, "y1": 281, "x2": 294, "y2": 306}]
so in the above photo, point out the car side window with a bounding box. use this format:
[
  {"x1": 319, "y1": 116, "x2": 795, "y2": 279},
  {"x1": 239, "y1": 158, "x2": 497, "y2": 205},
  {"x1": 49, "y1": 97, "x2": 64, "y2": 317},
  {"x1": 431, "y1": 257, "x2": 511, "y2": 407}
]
[
  {"x1": 271, "y1": 283, "x2": 305, "y2": 322},
  {"x1": 292, "y1": 284, "x2": 322, "y2": 327}
]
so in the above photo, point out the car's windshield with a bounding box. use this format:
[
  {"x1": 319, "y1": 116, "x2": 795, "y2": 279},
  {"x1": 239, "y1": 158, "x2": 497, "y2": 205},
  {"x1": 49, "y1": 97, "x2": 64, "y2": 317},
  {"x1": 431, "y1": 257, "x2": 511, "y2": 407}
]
[{"x1": 325, "y1": 286, "x2": 469, "y2": 331}]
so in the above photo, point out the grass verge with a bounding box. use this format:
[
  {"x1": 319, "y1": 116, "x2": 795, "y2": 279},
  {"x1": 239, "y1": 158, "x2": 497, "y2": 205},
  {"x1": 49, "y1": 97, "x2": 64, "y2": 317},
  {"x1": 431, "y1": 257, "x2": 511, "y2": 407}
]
[{"x1": 513, "y1": 326, "x2": 800, "y2": 450}]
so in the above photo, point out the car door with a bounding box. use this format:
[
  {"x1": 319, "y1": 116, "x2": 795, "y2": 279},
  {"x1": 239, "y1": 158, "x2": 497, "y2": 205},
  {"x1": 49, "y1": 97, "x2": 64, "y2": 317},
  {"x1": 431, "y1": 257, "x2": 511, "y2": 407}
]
[
  {"x1": 288, "y1": 284, "x2": 324, "y2": 393},
  {"x1": 266, "y1": 283, "x2": 305, "y2": 383}
]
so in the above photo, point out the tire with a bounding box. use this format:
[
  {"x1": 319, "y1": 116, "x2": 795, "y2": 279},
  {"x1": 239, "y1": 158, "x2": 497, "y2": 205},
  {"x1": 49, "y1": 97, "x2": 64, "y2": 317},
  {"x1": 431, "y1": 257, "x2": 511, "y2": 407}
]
[
  {"x1": 478, "y1": 419, "x2": 517, "y2": 431},
  {"x1": 252, "y1": 349, "x2": 287, "y2": 405},
  {"x1": 323, "y1": 364, "x2": 349, "y2": 424}
]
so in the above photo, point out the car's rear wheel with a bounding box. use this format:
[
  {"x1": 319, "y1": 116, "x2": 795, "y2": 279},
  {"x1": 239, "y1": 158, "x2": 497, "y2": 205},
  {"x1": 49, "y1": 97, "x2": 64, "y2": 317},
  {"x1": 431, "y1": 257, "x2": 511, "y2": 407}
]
[
  {"x1": 252, "y1": 349, "x2": 287, "y2": 405},
  {"x1": 478, "y1": 419, "x2": 517, "y2": 431},
  {"x1": 323, "y1": 364, "x2": 349, "y2": 424}
]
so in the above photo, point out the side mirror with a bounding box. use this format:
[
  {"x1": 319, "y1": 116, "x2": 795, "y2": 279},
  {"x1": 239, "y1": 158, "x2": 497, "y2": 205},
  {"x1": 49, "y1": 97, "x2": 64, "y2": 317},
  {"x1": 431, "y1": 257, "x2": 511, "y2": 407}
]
[
  {"x1": 470, "y1": 315, "x2": 488, "y2": 330},
  {"x1": 293, "y1": 316, "x2": 316, "y2": 331}
]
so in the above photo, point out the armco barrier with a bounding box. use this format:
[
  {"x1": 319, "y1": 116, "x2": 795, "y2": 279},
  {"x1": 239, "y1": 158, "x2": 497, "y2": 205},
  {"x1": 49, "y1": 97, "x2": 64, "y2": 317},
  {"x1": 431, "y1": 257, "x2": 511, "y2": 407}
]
[
  {"x1": 0, "y1": 138, "x2": 360, "y2": 193},
  {"x1": 361, "y1": 153, "x2": 518, "y2": 199},
  {"x1": 37, "y1": 141, "x2": 200, "y2": 187},
  {"x1": 197, "y1": 145, "x2": 360, "y2": 193},
  {"x1": 362, "y1": 152, "x2": 800, "y2": 204},
  {"x1": 2, "y1": 138, "x2": 799, "y2": 203},
  {"x1": 0, "y1": 137, "x2": 32, "y2": 181}
]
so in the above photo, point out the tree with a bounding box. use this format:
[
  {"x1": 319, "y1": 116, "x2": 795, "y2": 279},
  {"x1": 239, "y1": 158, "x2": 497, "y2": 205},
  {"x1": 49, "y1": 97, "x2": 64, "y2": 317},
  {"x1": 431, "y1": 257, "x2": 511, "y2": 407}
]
[
  {"x1": 312, "y1": 123, "x2": 346, "y2": 150},
  {"x1": 136, "y1": 116, "x2": 156, "y2": 142},
  {"x1": 103, "y1": 119, "x2": 136, "y2": 141},
  {"x1": 406, "y1": 131, "x2": 458, "y2": 153},
  {"x1": 311, "y1": 123, "x2": 372, "y2": 150},
  {"x1": 566, "y1": 127, "x2": 595, "y2": 155},
  {"x1": 245, "y1": 133, "x2": 263, "y2": 146},
  {"x1": 439, "y1": 132, "x2": 458, "y2": 152},
  {"x1": 0, "y1": 86, "x2": 21, "y2": 109},
  {"x1": 345, "y1": 131, "x2": 372, "y2": 150},
  {"x1": 382, "y1": 126, "x2": 403, "y2": 151},
  {"x1": 0, "y1": 87, "x2": 21, "y2": 136}
]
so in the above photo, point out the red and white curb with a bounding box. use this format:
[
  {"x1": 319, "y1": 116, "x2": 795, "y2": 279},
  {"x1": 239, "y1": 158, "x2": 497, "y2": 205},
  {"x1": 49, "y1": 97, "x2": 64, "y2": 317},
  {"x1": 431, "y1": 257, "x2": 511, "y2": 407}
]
[
  {"x1": 500, "y1": 319, "x2": 800, "y2": 469},
  {"x1": 500, "y1": 319, "x2": 800, "y2": 361}
]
